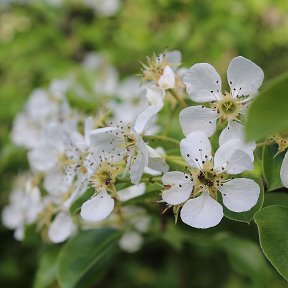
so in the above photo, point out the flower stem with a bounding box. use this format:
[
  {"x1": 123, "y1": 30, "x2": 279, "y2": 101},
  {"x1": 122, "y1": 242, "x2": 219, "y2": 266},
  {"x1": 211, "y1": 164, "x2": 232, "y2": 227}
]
[
  {"x1": 169, "y1": 89, "x2": 187, "y2": 108},
  {"x1": 143, "y1": 135, "x2": 179, "y2": 145},
  {"x1": 111, "y1": 184, "x2": 124, "y2": 226},
  {"x1": 256, "y1": 139, "x2": 275, "y2": 148}
]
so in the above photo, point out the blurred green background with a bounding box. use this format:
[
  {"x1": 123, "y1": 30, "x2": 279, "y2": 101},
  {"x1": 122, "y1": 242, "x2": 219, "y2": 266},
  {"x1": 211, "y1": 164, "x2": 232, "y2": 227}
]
[{"x1": 1, "y1": 0, "x2": 288, "y2": 287}]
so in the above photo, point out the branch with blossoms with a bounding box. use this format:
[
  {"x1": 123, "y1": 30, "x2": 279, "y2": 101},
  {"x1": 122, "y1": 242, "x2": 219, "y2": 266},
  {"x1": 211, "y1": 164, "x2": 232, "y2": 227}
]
[{"x1": 2, "y1": 50, "x2": 288, "y2": 280}]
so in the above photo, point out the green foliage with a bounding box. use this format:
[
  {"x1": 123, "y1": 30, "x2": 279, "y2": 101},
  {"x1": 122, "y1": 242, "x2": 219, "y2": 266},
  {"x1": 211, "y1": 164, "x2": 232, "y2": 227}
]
[
  {"x1": 246, "y1": 73, "x2": 288, "y2": 141},
  {"x1": 56, "y1": 228, "x2": 120, "y2": 288},
  {"x1": 254, "y1": 205, "x2": 288, "y2": 281},
  {"x1": 216, "y1": 233, "x2": 270, "y2": 287},
  {"x1": 262, "y1": 145, "x2": 284, "y2": 191},
  {"x1": 34, "y1": 246, "x2": 60, "y2": 288}
]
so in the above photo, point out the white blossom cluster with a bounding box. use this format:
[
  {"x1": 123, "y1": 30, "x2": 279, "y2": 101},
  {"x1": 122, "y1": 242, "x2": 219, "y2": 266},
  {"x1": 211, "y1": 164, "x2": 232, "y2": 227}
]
[{"x1": 2, "y1": 50, "x2": 267, "y2": 252}]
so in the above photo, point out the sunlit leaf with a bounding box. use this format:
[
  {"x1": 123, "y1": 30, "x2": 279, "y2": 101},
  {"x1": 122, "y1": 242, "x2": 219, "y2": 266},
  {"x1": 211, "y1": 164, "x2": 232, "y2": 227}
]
[{"x1": 246, "y1": 73, "x2": 288, "y2": 141}]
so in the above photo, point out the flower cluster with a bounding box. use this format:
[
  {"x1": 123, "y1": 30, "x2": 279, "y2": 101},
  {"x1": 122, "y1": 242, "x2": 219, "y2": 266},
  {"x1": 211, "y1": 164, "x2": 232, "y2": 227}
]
[{"x1": 2, "y1": 50, "x2": 267, "y2": 251}]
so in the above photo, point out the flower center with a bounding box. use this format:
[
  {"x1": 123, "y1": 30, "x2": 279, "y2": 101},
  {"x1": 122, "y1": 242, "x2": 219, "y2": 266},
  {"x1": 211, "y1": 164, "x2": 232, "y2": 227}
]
[
  {"x1": 90, "y1": 162, "x2": 118, "y2": 192},
  {"x1": 211, "y1": 92, "x2": 241, "y2": 121},
  {"x1": 273, "y1": 134, "x2": 288, "y2": 152},
  {"x1": 190, "y1": 160, "x2": 226, "y2": 198}
]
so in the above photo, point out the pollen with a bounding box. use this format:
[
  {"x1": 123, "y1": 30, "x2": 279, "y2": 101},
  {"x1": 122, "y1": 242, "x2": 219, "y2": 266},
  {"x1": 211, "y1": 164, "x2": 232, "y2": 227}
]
[{"x1": 211, "y1": 92, "x2": 241, "y2": 121}]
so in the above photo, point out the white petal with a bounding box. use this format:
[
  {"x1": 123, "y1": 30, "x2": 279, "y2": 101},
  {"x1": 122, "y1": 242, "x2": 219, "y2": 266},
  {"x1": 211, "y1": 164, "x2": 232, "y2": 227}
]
[
  {"x1": 118, "y1": 231, "x2": 143, "y2": 253},
  {"x1": 179, "y1": 106, "x2": 218, "y2": 137},
  {"x1": 225, "y1": 150, "x2": 254, "y2": 174},
  {"x1": 180, "y1": 131, "x2": 212, "y2": 169},
  {"x1": 227, "y1": 56, "x2": 264, "y2": 97},
  {"x1": 145, "y1": 87, "x2": 165, "y2": 108},
  {"x1": 28, "y1": 147, "x2": 58, "y2": 172},
  {"x1": 158, "y1": 66, "x2": 176, "y2": 89},
  {"x1": 219, "y1": 178, "x2": 260, "y2": 212},
  {"x1": 14, "y1": 226, "x2": 24, "y2": 241},
  {"x1": 180, "y1": 191, "x2": 223, "y2": 229},
  {"x1": 84, "y1": 117, "x2": 93, "y2": 146},
  {"x1": 219, "y1": 121, "x2": 256, "y2": 155},
  {"x1": 162, "y1": 171, "x2": 193, "y2": 205},
  {"x1": 130, "y1": 149, "x2": 147, "y2": 185},
  {"x1": 48, "y1": 212, "x2": 76, "y2": 243},
  {"x1": 80, "y1": 190, "x2": 114, "y2": 222},
  {"x1": 214, "y1": 138, "x2": 254, "y2": 173},
  {"x1": 146, "y1": 145, "x2": 169, "y2": 174},
  {"x1": 1, "y1": 205, "x2": 23, "y2": 229},
  {"x1": 44, "y1": 167, "x2": 73, "y2": 196},
  {"x1": 118, "y1": 183, "x2": 146, "y2": 202},
  {"x1": 219, "y1": 121, "x2": 244, "y2": 145},
  {"x1": 183, "y1": 63, "x2": 222, "y2": 102},
  {"x1": 89, "y1": 127, "x2": 124, "y2": 155},
  {"x1": 90, "y1": 127, "x2": 120, "y2": 146},
  {"x1": 166, "y1": 50, "x2": 182, "y2": 66},
  {"x1": 280, "y1": 151, "x2": 288, "y2": 188},
  {"x1": 134, "y1": 105, "x2": 160, "y2": 134}
]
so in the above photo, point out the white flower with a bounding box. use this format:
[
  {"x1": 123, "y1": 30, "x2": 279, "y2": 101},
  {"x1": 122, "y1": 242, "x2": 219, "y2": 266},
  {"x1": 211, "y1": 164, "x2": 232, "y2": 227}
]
[
  {"x1": 118, "y1": 183, "x2": 146, "y2": 202},
  {"x1": 90, "y1": 105, "x2": 168, "y2": 184},
  {"x1": 162, "y1": 131, "x2": 260, "y2": 229},
  {"x1": 12, "y1": 86, "x2": 75, "y2": 149},
  {"x1": 181, "y1": 56, "x2": 264, "y2": 142},
  {"x1": 109, "y1": 77, "x2": 148, "y2": 124},
  {"x1": 118, "y1": 206, "x2": 151, "y2": 253},
  {"x1": 2, "y1": 175, "x2": 43, "y2": 240},
  {"x1": 82, "y1": 52, "x2": 118, "y2": 96},
  {"x1": 280, "y1": 151, "x2": 288, "y2": 188},
  {"x1": 142, "y1": 50, "x2": 182, "y2": 90},
  {"x1": 119, "y1": 231, "x2": 143, "y2": 253},
  {"x1": 28, "y1": 123, "x2": 85, "y2": 196},
  {"x1": 48, "y1": 211, "x2": 77, "y2": 243}
]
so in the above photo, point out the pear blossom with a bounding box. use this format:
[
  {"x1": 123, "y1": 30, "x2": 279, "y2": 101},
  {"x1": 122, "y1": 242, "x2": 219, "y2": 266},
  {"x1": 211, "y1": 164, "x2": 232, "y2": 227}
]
[
  {"x1": 118, "y1": 206, "x2": 151, "y2": 253},
  {"x1": 109, "y1": 77, "x2": 148, "y2": 124},
  {"x1": 28, "y1": 123, "x2": 86, "y2": 196},
  {"x1": 180, "y1": 56, "x2": 264, "y2": 143},
  {"x1": 2, "y1": 175, "x2": 43, "y2": 240},
  {"x1": 79, "y1": 155, "x2": 120, "y2": 222},
  {"x1": 162, "y1": 131, "x2": 260, "y2": 229},
  {"x1": 141, "y1": 50, "x2": 182, "y2": 90},
  {"x1": 82, "y1": 52, "x2": 118, "y2": 96},
  {"x1": 48, "y1": 211, "x2": 77, "y2": 243},
  {"x1": 12, "y1": 85, "x2": 75, "y2": 149},
  {"x1": 89, "y1": 104, "x2": 168, "y2": 185}
]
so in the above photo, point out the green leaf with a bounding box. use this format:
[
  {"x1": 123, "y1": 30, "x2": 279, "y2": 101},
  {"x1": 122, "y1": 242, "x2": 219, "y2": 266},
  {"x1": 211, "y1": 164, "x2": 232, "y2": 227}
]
[
  {"x1": 222, "y1": 176, "x2": 264, "y2": 223},
  {"x1": 216, "y1": 233, "x2": 270, "y2": 286},
  {"x1": 34, "y1": 246, "x2": 60, "y2": 288},
  {"x1": 246, "y1": 73, "x2": 288, "y2": 141},
  {"x1": 262, "y1": 145, "x2": 284, "y2": 191},
  {"x1": 254, "y1": 205, "x2": 288, "y2": 281},
  {"x1": 56, "y1": 228, "x2": 120, "y2": 288},
  {"x1": 264, "y1": 192, "x2": 288, "y2": 208}
]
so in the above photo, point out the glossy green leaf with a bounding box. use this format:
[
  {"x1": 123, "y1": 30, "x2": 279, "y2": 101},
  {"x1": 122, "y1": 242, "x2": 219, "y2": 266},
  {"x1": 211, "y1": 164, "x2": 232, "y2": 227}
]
[
  {"x1": 254, "y1": 205, "x2": 288, "y2": 281},
  {"x1": 33, "y1": 246, "x2": 60, "y2": 288},
  {"x1": 56, "y1": 228, "x2": 120, "y2": 288},
  {"x1": 222, "y1": 176, "x2": 264, "y2": 223},
  {"x1": 262, "y1": 145, "x2": 284, "y2": 191},
  {"x1": 246, "y1": 73, "x2": 288, "y2": 141}
]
